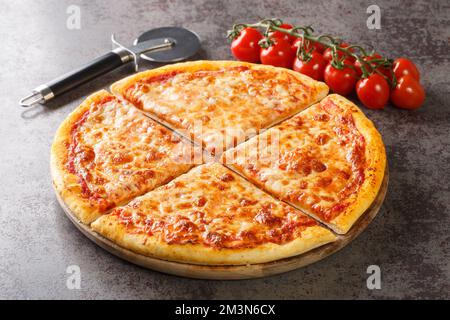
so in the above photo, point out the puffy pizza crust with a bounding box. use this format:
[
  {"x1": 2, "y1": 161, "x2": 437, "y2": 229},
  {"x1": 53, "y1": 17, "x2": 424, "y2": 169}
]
[
  {"x1": 51, "y1": 90, "x2": 111, "y2": 224},
  {"x1": 92, "y1": 215, "x2": 335, "y2": 265},
  {"x1": 91, "y1": 163, "x2": 336, "y2": 265},
  {"x1": 111, "y1": 60, "x2": 328, "y2": 96},
  {"x1": 324, "y1": 95, "x2": 386, "y2": 233},
  {"x1": 111, "y1": 60, "x2": 329, "y2": 155}
]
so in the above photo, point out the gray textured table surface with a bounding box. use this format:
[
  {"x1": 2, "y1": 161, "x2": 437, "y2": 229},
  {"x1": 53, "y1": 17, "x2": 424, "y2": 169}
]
[{"x1": 1, "y1": 0, "x2": 449, "y2": 299}]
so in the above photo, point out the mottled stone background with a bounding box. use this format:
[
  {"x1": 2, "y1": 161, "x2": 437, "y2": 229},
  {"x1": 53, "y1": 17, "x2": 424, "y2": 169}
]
[{"x1": 0, "y1": 0, "x2": 448, "y2": 299}]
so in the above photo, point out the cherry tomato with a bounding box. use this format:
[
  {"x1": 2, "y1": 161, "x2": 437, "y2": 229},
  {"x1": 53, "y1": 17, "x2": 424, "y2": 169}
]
[
  {"x1": 393, "y1": 57, "x2": 420, "y2": 81},
  {"x1": 268, "y1": 24, "x2": 296, "y2": 43},
  {"x1": 354, "y1": 53, "x2": 382, "y2": 76},
  {"x1": 356, "y1": 74, "x2": 390, "y2": 110},
  {"x1": 291, "y1": 38, "x2": 325, "y2": 54},
  {"x1": 342, "y1": 57, "x2": 356, "y2": 67},
  {"x1": 323, "y1": 47, "x2": 336, "y2": 61},
  {"x1": 390, "y1": 75, "x2": 425, "y2": 109},
  {"x1": 293, "y1": 51, "x2": 328, "y2": 81},
  {"x1": 230, "y1": 27, "x2": 263, "y2": 63},
  {"x1": 323, "y1": 43, "x2": 354, "y2": 62},
  {"x1": 260, "y1": 39, "x2": 296, "y2": 68},
  {"x1": 324, "y1": 64, "x2": 357, "y2": 96}
]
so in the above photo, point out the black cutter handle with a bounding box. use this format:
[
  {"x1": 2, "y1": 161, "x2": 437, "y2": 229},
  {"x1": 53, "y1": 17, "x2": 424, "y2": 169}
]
[{"x1": 46, "y1": 51, "x2": 127, "y2": 97}]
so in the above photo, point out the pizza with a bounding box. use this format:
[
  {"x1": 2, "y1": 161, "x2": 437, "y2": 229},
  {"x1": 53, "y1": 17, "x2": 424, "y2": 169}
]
[
  {"x1": 91, "y1": 163, "x2": 336, "y2": 265},
  {"x1": 222, "y1": 94, "x2": 386, "y2": 234},
  {"x1": 111, "y1": 60, "x2": 328, "y2": 155},
  {"x1": 51, "y1": 60, "x2": 386, "y2": 267},
  {"x1": 51, "y1": 90, "x2": 199, "y2": 224}
]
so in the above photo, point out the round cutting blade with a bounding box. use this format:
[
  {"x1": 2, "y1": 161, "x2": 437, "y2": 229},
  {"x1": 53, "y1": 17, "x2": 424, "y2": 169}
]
[{"x1": 135, "y1": 27, "x2": 201, "y2": 63}]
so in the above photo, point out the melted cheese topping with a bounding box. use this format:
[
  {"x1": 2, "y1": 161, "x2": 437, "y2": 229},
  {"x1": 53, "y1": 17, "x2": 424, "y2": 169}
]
[
  {"x1": 121, "y1": 66, "x2": 322, "y2": 155},
  {"x1": 67, "y1": 95, "x2": 196, "y2": 212},
  {"x1": 111, "y1": 163, "x2": 318, "y2": 248},
  {"x1": 222, "y1": 97, "x2": 366, "y2": 222}
]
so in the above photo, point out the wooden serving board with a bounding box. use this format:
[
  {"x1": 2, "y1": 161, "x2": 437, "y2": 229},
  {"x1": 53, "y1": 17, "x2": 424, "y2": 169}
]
[{"x1": 55, "y1": 166, "x2": 388, "y2": 280}]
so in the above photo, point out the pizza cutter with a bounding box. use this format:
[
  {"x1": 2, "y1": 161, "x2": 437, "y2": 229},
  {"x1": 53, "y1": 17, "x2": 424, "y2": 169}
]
[{"x1": 19, "y1": 27, "x2": 201, "y2": 107}]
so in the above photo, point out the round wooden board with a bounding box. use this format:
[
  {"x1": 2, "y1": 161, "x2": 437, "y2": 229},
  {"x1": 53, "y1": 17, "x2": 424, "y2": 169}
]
[{"x1": 56, "y1": 166, "x2": 388, "y2": 280}]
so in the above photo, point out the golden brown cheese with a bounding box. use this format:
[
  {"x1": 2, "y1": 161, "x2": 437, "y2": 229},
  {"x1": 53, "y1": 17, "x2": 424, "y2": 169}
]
[
  {"x1": 92, "y1": 163, "x2": 336, "y2": 265},
  {"x1": 102, "y1": 163, "x2": 321, "y2": 247},
  {"x1": 111, "y1": 61, "x2": 328, "y2": 156},
  {"x1": 222, "y1": 94, "x2": 386, "y2": 234},
  {"x1": 51, "y1": 90, "x2": 199, "y2": 224}
]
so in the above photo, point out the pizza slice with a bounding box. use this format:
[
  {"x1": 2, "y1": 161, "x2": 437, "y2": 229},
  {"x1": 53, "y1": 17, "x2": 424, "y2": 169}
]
[
  {"x1": 51, "y1": 90, "x2": 201, "y2": 224},
  {"x1": 111, "y1": 60, "x2": 328, "y2": 156},
  {"x1": 222, "y1": 94, "x2": 386, "y2": 234},
  {"x1": 91, "y1": 163, "x2": 336, "y2": 265}
]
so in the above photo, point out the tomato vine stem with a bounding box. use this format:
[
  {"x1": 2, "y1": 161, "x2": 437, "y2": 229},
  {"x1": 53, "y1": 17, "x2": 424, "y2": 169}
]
[{"x1": 228, "y1": 18, "x2": 397, "y2": 87}]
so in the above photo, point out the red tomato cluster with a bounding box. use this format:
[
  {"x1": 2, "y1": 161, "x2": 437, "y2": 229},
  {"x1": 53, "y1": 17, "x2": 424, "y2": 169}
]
[{"x1": 231, "y1": 27, "x2": 425, "y2": 110}]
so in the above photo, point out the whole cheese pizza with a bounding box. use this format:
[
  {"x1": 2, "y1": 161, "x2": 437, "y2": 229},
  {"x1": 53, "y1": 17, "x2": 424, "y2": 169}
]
[
  {"x1": 91, "y1": 163, "x2": 336, "y2": 265},
  {"x1": 222, "y1": 94, "x2": 386, "y2": 234},
  {"x1": 51, "y1": 60, "x2": 386, "y2": 267},
  {"x1": 111, "y1": 60, "x2": 328, "y2": 155}
]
